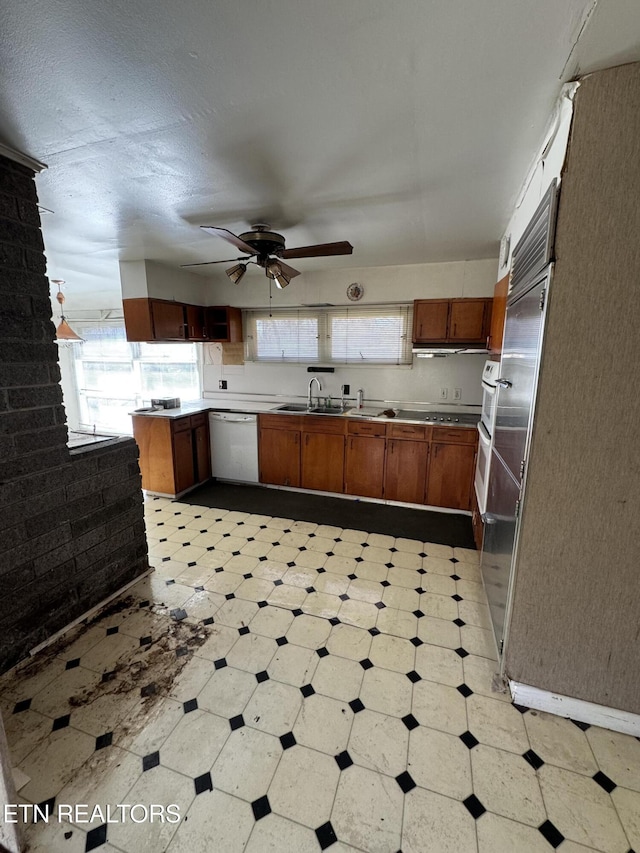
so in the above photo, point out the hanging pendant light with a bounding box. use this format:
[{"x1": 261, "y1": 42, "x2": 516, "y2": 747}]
[{"x1": 52, "y1": 280, "x2": 84, "y2": 343}]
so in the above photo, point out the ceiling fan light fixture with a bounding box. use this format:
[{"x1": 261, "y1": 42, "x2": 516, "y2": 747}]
[
  {"x1": 226, "y1": 263, "x2": 247, "y2": 284},
  {"x1": 265, "y1": 259, "x2": 291, "y2": 289}
]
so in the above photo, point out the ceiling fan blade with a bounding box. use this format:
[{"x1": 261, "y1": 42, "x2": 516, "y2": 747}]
[
  {"x1": 180, "y1": 257, "x2": 250, "y2": 268},
  {"x1": 200, "y1": 226, "x2": 256, "y2": 255},
  {"x1": 281, "y1": 240, "x2": 353, "y2": 259},
  {"x1": 277, "y1": 260, "x2": 301, "y2": 279}
]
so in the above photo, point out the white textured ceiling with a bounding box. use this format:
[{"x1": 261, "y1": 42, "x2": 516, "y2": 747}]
[{"x1": 1, "y1": 0, "x2": 639, "y2": 307}]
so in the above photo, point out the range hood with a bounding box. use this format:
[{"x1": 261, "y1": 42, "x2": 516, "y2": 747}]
[{"x1": 412, "y1": 346, "x2": 489, "y2": 357}]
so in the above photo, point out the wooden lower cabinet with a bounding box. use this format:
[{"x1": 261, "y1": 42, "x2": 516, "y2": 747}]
[
  {"x1": 384, "y1": 438, "x2": 430, "y2": 504},
  {"x1": 132, "y1": 413, "x2": 210, "y2": 497},
  {"x1": 258, "y1": 427, "x2": 300, "y2": 487},
  {"x1": 426, "y1": 441, "x2": 476, "y2": 510},
  {"x1": 301, "y1": 432, "x2": 345, "y2": 493},
  {"x1": 344, "y1": 435, "x2": 386, "y2": 498}
]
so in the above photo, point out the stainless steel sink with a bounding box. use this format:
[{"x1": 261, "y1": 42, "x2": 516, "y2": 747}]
[
  {"x1": 308, "y1": 406, "x2": 347, "y2": 415},
  {"x1": 276, "y1": 404, "x2": 310, "y2": 412}
]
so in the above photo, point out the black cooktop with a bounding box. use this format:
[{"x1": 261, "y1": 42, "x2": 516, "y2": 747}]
[{"x1": 394, "y1": 410, "x2": 480, "y2": 425}]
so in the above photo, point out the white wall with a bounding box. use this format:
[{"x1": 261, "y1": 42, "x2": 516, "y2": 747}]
[
  {"x1": 119, "y1": 259, "x2": 209, "y2": 304},
  {"x1": 202, "y1": 257, "x2": 496, "y2": 408}
]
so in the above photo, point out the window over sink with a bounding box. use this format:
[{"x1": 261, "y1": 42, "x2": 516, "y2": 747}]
[{"x1": 244, "y1": 304, "x2": 413, "y2": 365}]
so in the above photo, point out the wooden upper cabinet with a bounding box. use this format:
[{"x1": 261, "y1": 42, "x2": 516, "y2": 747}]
[
  {"x1": 412, "y1": 297, "x2": 492, "y2": 345},
  {"x1": 488, "y1": 274, "x2": 509, "y2": 355},
  {"x1": 151, "y1": 300, "x2": 187, "y2": 341},
  {"x1": 185, "y1": 304, "x2": 206, "y2": 341},
  {"x1": 413, "y1": 300, "x2": 449, "y2": 343},
  {"x1": 123, "y1": 298, "x2": 242, "y2": 343},
  {"x1": 205, "y1": 306, "x2": 243, "y2": 343}
]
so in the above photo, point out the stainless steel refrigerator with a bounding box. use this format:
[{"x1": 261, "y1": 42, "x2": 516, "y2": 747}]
[{"x1": 481, "y1": 265, "x2": 551, "y2": 656}]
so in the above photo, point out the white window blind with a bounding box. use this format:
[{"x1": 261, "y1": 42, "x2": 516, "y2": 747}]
[{"x1": 245, "y1": 304, "x2": 412, "y2": 365}]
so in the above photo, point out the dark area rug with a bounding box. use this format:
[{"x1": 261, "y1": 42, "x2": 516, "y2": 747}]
[{"x1": 184, "y1": 481, "x2": 476, "y2": 549}]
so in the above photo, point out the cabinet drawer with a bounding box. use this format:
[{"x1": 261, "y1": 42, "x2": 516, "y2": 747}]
[
  {"x1": 259, "y1": 413, "x2": 302, "y2": 431},
  {"x1": 172, "y1": 417, "x2": 192, "y2": 433},
  {"x1": 302, "y1": 416, "x2": 346, "y2": 434},
  {"x1": 431, "y1": 426, "x2": 477, "y2": 444},
  {"x1": 388, "y1": 423, "x2": 431, "y2": 441},
  {"x1": 347, "y1": 420, "x2": 387, "y2": 437},
  {"x1": 190, "y1": 413, "x2": 206, "y2": 428}
]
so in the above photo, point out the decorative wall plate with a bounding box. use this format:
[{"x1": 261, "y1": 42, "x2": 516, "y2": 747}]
[{"x1": 347, "y1": 282, "x2": 364, "y2": 301}]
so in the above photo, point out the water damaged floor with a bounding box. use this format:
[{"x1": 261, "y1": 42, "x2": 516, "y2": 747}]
[{"x1": 1, "y1": 495, "x2": 638, "y2": 853}]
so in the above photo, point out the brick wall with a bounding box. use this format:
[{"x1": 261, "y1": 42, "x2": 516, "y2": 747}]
[{"x1": 0, "y1": 153, "x2": 149, "y2": 673}]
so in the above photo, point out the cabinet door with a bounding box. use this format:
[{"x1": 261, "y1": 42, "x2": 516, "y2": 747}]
[
  {"x1": 173, "y1": 428, "x2": 195, "y2": 494},
  {"x1": 151, "y1": 301, "x2": 186, "y2": 340},
  {"x1": 205, "y1": 306, "x2": 243, "y2": 342},
  {"x1": 259, "y1": 428, "x2": 300, "y2": 487},
  {"x1": 413, "y1": 300, "x2": 450, "y2": 342},
  {"x1": 344, "y1": 435, "x2": 385, "y2": 498},
  {"x1": 186, "y1": 305, "x2": 206, "y2": 341},
  {"x1": 426, "y1": 442, "x2": 476, "y2": 510},
  {"x1": 385, "y1": 438, "x2": 429, "y2": 504},
  {"x1": 301, "y1": 432, "x2": 345, "y2": 493},
  {"x1": 449, "y1": 299, "x2": 491, "y2": 343},
  {"x1": 193, "y1": 423, "x2": 211, "y2": 483},
  {"x1": 488, "y1": 275, "x2": 509, "y2": 354}
]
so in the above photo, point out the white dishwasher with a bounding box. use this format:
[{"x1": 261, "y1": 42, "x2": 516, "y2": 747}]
[{"x1": 208, "y1": 411, "x2": 260, "y2": 483}]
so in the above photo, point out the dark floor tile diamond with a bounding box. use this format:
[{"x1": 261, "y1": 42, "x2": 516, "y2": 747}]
[
  {"x1": 85, "y1": 823, "x2": 108, "y2": 851},
  {"x1": 512, "y1": 703, "x2": 530, "y2": 715},
  {"x1": 413, "y1": 610, "x2": 425, "y2": 618},
  {"x1": 140, "y1": 635, "x2": 152, "y2": 646},
  {"x1": 52, "y1": 714, "x2": 70, "y2": 731},
  {"x1": 225, "y1": 593, "x2": 235, "y2": 601},
  {"x1": 141, "y1": 683, "x2": 157, "y2": 698},
  {"x1": 348, "y1": 573, "x2": 357, "y2": 579},
  {"x1": 300, "y1": 684, "x2": 315, "y2": 697},
  {"x1": 335, "y1": 750, "x2": 353, "y2": 770},
  {"x1": 396, "y1": 771, "x2": 416, "y2": 793},
  {"x1": 450, "y1": 574, "x2": 461, "y2": 581},
  {"x1": 258, "y1": 600, "x2": 268, "y2": 607},
  {"x1": 385, "y1": 562, "x2": 394, "y2": 569},
  {"x1": 306, "y1": 586, "x2": 316, "y2": 594},
  {"x1": 349, "y1": 698, "x2": 365, "y2": 713},
  {"x1": 317, "y1": 647, "x2": 329, "y2": 657},
  {"x1": 415, "y1": 587, "x2": 425, "y2": 595},
  {"x1": 183, "y1": 698, "x2": 198, "y2": 714},
  {"x1": 361, "y1": 542, "x2": 369, "y2": 547},
  {"x1": 243, "y1": 573, "x2": 253, "y2": 580},
  {"x1": 280, "y1": 731, "x2": 296, "y2": 750},
  {"x1": 453, "y1": 618, "x2": 466, "y2": 627},
  {"x1": 326, "y1": 551, "x2": 334, "y2": 557},
  {"x1": 355, "y1": 557, "x2": 363, "y2": 563},
  {"x1": 298, "y1": 546, "x2": 306, "y2": 551},
  {"x1": 463, "y1": 794, "x2": 486, "y2": 819},
  {"x1": 402, "y1": 713, "x2": 420, "y2": 731},
  {"x1": 182, "y1": 542, "x2": 191, "y2": 547},
  {"x1": 65, "y1": 658, "x2": 80, "y2": 670},
  {"x1": 456, "y1": 683, "x2": 473, "y2": 697},
  {"x1": 166, "y1": 579, "x2": 176, "y2": 586},
  {"x1": 317, "y1": 567, "x2": 326, "y2": 574},
  {"x1": 188, "y1": 562, "x2": 197, "y2": 568},
  {"x1": 106, "y1": 626, "x2": 119, "y2": 635},
  {"x1": 251, "y1": 794, "x2": 271, "y2": 820},
  {"x1": 292, "y1": 608, "x2": 304, "y2": 616},
  {"x1": 406, "y1": 670, "x2": 422, "y2": 683},
  {"x1": 418, "y1": 552, "x2": 427, "y2": 558},
  {"x1": 176, "y1": 646, "x2": 189, "y2": 658},
  {"x1": 194, "y1": 772, "x2": 213, "y2": 795},
  {"x1": 593, "y1": 771, "x2": 617, "y2": 793},
  {"x1": 339, "y1": 594, "x2": 349, "y2": 601},
  {"x1": 256, "y1": 670, "x2": 270, "y2": 683},
  {"x1": 13, "y1": 699, "x2": 31, "y2": 714},
  {"x1": 287, "y1": 561, "x2": 296, "y2": 567},
  {"x1": 450, "y1": 557, "x2": 459, "y2": 563},
  {"x1": 523, "y1": 749, "x2": 545, "y2": 770},
  {"x1": 214, "y1": 657, "x2": 228, "y2": 669},
  {"x1": 375, "y1": 601, "x2": 386, "y2": 609},
  {"x1": 368, "y1": 627, "x2": 381, "y2": 636},
  {"x1": 459, "y1": 730, "x2": 479, "y2": 749},
  {"x1": 238, "y1": 625, "x2": 250, "y2": 635},
  {"x1": 260, "y1": 525, "x2": 268, "y2": 529},
  {"x1": 95, "y1": 732, "x2": 113, "y2": 750},
  {"x1": 329, "y1": 617, "x2": 341, "y2": 626},
  {"x1": 570, "y1": 717, "x2": 591, "y2": 731},
  {"x1": 101, "y1": 670, "x2": 117, "y2": 683},
  {"x1": 142, "y1": 751, "x2": 160, "y2": 771},
  {"x1": 410, "y1": 637, "x2": 423, "y2": 647},
  {"x1": 170, "y1": 608, "x2": 188, "y2": 621},
  {"x1": 389, "y1": 546, "x2": 397, "y2": 552},
  {"x1": 359, "y1": 658, "x2": 373, "y2": 670},
  {"x1": 381, "y1": 580, "x2": 390, "y2": 587},
  {"x1": 162, "y1": 557, "x2": 171, "y2": 562},
  {"x1": 315, "y1": 821, "x2": 338, "y2": 850},
  {"x1": 35, "y1": 797, "x2": 55, "y2": 822},
  {"x1": 417, "y1": 567, "x2": 427, "y2": 575},
  {"x1": 202, "y1": 617, "x2": 214, "y2": 625},
  {"x1": 258, "y1": 556, "x2": 268, "y2": 561},
  {"x1": 229, "y1": 714, "x2": 245, "y2": 730},
  {"x1": 451, "y1": 594, "x2": 463, "y2": 602},
  {"x1": 274, "y1": 579, "x2": 283, "y2": 586},
  {"x1": 538, "y1": 820, "x2": 565, "y2": 848},
  {"x1": 276, "y1": 636, "x2": 288, "y2": 646},
  {"x1": 454, "y1": 647, "x2": 469, "y2": 658}
]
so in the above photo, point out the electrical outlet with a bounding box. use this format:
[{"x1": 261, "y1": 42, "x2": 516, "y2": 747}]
[
  {"x1": 219, "y1": 380, "x2": 227, "y2": 390},
  {"x1": 343, "y1": 384, "x2": 350, "y2": 395},
  {"x1": 439, "y1": 387, "x2": 448, "y2": 400},
  {"x1": 453, "y1": 388, "x2": 462, "y2": 401}
]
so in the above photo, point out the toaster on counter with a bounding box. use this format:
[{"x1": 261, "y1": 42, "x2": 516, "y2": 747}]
[{"x1": 151, "y1": 397, "x2": 181, "y2": 409}]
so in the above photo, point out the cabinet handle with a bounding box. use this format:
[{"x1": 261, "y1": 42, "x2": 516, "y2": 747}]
[
  {"x1": 305, "y1": 434, "x2": 309, "y2": 446},
  {"x1": 453, "y1": 323, "x2": 457, "y2": 335},
  {"x1": 295, "y1": 433, "x2": 299, "y2": 444},
  {"x1": 390, "y1": 440, "x2": 395, "y2": 454},
  {"x1": 419, "y1": 323, "x2": 423, "y2": 336}
]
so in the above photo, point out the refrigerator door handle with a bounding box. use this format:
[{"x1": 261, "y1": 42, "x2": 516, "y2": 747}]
[
  {"x1": 496, "y1": 378, "x2": 512, "y2": 388},
  {"x1": 481, "y1": 513, "x2": 498, "y2": 524}
]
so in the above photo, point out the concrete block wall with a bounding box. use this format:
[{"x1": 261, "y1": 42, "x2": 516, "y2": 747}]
[{"x1": 0, "y1": 153, "x2": 148, "y2": 673}]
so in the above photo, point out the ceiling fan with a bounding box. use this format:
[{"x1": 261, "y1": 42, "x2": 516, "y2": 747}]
[{"x1": 181, "y1": 223, "x2": 353, "y2": 288}]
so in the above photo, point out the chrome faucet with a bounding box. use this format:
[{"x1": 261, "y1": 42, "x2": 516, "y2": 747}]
[{"x1": 307, "y1": 377, "x2": 322, "y2": 409}]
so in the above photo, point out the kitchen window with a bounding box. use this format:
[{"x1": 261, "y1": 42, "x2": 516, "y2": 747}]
[
  {"x1": 245, "y1": 304, "x2": 412, "y2": 365},
  {"x1": 64, "y1": 323, "x2": 200, "y2": 435}
]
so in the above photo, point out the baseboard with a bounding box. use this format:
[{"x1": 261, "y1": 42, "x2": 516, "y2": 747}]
[
  {"x1": 509, "y1": 680, "x2": 640, "y2": 737},
  {"x1": 28, "y1": 568, "x2": 153, "y2": 657}
]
